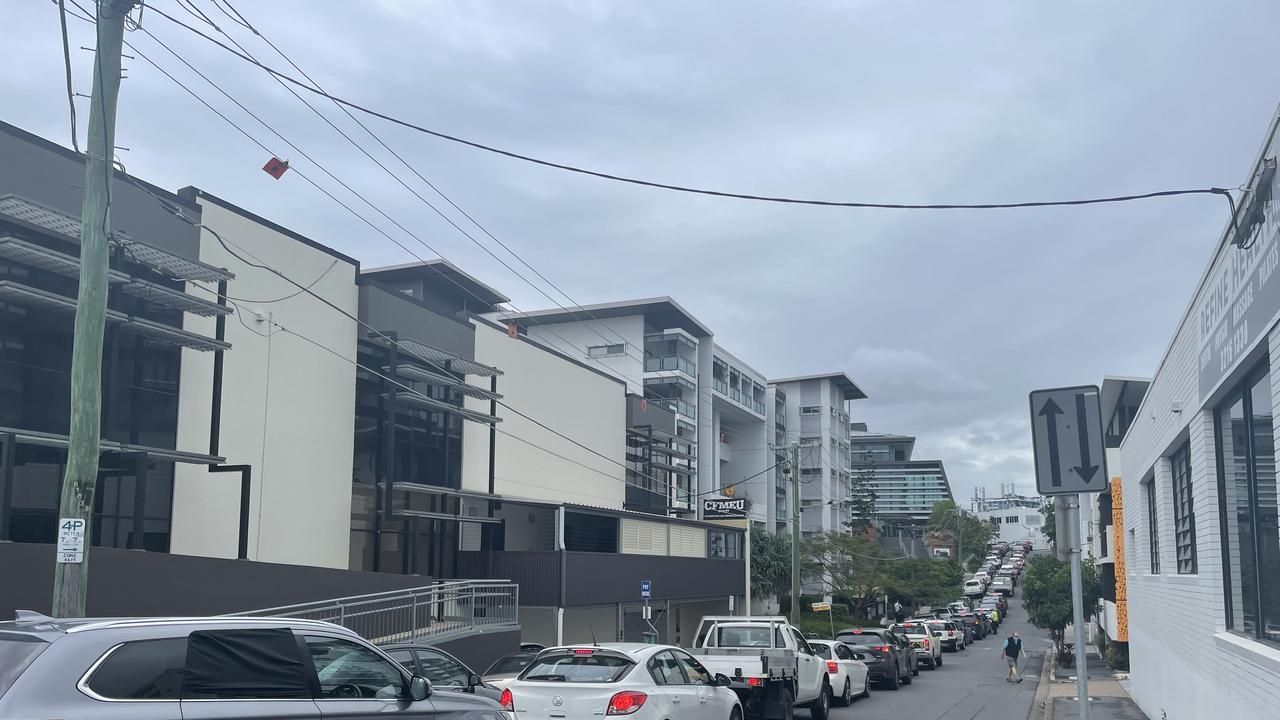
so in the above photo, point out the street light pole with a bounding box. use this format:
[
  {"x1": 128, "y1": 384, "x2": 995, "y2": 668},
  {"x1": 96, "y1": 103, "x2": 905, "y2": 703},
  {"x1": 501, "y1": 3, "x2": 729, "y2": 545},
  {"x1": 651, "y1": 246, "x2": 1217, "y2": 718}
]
[{"x1": 789, "y1": 443, "x2": 801, "y2": 625}]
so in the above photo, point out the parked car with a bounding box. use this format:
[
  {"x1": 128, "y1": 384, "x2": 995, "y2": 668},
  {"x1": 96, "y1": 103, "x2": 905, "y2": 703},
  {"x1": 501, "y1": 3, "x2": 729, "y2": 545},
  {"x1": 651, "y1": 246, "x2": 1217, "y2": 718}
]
[
  {"x1": 964, "y1": 579, "x2": 986, "y2": 598},
  {"x1": 502, "y1": 643, "x2": 742, "y2": 720},
  {"x1": 889, "y1": 622, "x2": 943, "y2": 670},
  {"x1": 808, "y1": 640, "x2": 871, "y2": 705},
  {"x1": 689, "y1": 616, "x2": 830, "y2": 720},
  {"x1": 835, "y1": 628, "x2": 914, "y2": 690},
  {"x1": 951, "y1": 612, "x2": 987, "y2": 640},
  {"x1": 991, "y1": 577, "x2": 1015, "y2": 596},
  {"x1": 482, "y1": 650, "x2": 539, "y2": 690},
  {"x1": 381, "y1": 642, "x2": 500, "y2": 702},
  {"x1": 519, "y1": 642, "x2": 545, "y2": 651},
  {"x1": 924, "y1": 619, "x2": 966, "y2": 651},
  {"x1": 0, "y1": 613, "x2": 506, "y2": 719}
]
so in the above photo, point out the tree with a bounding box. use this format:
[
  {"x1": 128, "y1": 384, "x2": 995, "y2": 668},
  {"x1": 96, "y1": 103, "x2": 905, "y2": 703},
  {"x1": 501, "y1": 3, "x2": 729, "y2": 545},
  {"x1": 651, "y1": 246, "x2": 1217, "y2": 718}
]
[
  {"x1": 749, "y1": 524, "x2": 791, "y2": 600},
  {"x1": 1040, "y1": 501, "x2": 1056, "y2": 548},
  {"x1": 883, "y1": 557, "x2": 964, "y2": 608},
  {"x1": 843, "y1": 463, "x2": 879, "y2": 531},
  {"x1": 1021, "y1": 553, "x2": 1100, "y2": 657},
  {"x1": 800, "y1": 532, "x2": 888, "y2": 616},
  {"x1": 925, "y1": 500, "x2": 994, "y2": 571}
]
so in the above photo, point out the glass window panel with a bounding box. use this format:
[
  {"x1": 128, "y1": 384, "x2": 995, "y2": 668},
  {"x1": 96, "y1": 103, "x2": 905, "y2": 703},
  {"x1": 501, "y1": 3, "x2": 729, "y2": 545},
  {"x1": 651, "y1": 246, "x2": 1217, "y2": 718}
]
[
  {"x1": 305, "y1": 635, "x2": 405, "y2": 700},
  {"x1": 1250, "y1": 375, "x2": 1280, "y2": 642},
  {"x1": 1220, "y1": 395, "x2": 1251, "y2": 632}
]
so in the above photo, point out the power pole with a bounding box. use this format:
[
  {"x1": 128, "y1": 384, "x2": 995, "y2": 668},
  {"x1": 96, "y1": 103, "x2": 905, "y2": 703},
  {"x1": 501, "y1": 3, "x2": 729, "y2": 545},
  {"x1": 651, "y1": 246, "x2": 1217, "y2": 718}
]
[
  {"x1": 789, "y1": 442, "x2": 801, "y2": 624},
  {"x1": 52, "y1": 0, "x2": 137, "y2": 618}
]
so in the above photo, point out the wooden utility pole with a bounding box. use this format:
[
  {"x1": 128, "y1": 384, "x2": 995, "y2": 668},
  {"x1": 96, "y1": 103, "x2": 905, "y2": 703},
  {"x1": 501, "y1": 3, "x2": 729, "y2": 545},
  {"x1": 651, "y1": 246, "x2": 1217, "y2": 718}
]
[
  {"x1": 789, "y1": 442, "x2": 801, "y2": 624},
  {"x1": 52, "y1": 0, "x2": 137, "y2": 618}
]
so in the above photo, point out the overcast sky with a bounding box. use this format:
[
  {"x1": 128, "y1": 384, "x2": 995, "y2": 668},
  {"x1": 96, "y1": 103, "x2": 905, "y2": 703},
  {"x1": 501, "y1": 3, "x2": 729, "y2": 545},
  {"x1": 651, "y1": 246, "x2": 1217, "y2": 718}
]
[{"x1": 6, "y1": 1, "x2": 1280, "y2": 505}]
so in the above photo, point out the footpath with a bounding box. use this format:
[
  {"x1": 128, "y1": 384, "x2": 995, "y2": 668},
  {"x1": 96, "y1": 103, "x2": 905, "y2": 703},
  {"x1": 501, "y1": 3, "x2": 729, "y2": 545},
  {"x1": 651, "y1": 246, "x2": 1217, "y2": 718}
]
[{"x1": 1032, "y1": 643, "x2": 1147, "y2": 720}]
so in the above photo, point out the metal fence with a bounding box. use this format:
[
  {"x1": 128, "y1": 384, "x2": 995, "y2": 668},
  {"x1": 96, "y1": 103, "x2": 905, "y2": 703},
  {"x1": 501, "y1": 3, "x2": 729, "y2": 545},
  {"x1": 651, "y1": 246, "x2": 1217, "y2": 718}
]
[{"x1": 231, "y1": 579, "x2": 519, "y2": 643}]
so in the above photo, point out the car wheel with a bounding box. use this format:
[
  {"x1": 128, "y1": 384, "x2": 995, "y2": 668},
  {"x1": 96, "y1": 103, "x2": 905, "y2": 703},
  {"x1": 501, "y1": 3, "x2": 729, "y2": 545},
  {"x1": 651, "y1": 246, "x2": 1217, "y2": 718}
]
[
  {"x1": 911, "y1": 659, "x2": 920, "y2": 677},
  {"x1": 927, "y1": 657, "x2": 937, "y2": 670},
  {"x1": 807, "y1": 683, "x2": 830, "y2": 720},
  {"x1": 888, "y1": 669, "x2": 901, "y2": 690},
  {"x1": 730, "y1": 707, "x2": 743, "y2": 720},
  {"x1": 903, "y1": 666, "x2": 913, "y2": 685},
  {"x1": 835, "y1": 678, "x2": 852, "y2": 707},
  {"x1": 778, "y1": 688, "x2": 794, "y2": 720}
]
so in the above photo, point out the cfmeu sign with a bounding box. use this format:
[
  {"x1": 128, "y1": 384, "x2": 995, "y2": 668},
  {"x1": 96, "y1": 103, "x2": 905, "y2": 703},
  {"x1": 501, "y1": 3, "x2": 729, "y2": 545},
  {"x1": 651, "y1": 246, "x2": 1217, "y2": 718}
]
[{"x1": 703, "y1": 497, "x2": 747, "y2": 519}]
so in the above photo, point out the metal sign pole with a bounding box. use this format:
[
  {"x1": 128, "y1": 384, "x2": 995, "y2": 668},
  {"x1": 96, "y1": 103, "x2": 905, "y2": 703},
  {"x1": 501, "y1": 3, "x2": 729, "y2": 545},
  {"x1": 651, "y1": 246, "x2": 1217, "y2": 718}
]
[{"x1": 1066, "y1": 494, "x2": 1090, "y2": 720}]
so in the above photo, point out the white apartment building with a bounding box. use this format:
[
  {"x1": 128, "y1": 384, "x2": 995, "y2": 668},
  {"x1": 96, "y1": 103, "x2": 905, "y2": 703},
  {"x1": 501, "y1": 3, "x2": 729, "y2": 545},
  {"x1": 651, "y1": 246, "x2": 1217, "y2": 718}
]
[
  {"x1": 1118, "y1": 107, "x2": 1280, "y2": 720},
  {"x1": 508, "y1": 299, "x2": 774, "y2": 522},
  {"x1": 771, "y1": 373, "x2": 867, "y2": 535}
]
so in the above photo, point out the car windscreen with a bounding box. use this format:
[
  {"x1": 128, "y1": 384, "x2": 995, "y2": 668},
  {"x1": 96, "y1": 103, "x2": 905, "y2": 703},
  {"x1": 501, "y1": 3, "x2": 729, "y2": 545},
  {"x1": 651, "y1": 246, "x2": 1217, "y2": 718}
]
[
  {"x1": 0, "y1": 638, "x2": 48, "y2": 698},
  {"x1": 485, "y1": 653, "x2": 535, "y2": 675},
  {"x1": 894, "y1": 625, "x2": 928, "y2": 636},
  {"x1": 519, "y1": 652, "x2": 633, "y2": 683},
  {"x1": 836, "y1": 630, "x2": 884, "y2": 643},
  {"x1": 810, "y1": 644, "x2": 832, "y2": 659},
  {"x1": 712, "y1": 626, "x2": 785, "y2": 648}
]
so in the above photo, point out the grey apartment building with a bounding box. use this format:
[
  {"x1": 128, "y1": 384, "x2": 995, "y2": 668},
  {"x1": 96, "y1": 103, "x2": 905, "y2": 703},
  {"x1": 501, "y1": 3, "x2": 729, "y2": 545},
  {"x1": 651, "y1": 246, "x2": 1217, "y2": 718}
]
[{"x1": 849, "y1": 429, "x2": 953, "y2": 534}]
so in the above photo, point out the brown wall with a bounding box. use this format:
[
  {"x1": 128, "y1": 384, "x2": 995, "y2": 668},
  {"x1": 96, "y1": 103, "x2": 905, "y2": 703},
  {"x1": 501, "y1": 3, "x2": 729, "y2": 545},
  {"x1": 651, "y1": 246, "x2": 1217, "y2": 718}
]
[{"x1": 0, "y1": 543, "x2": 434, "y2": 618}]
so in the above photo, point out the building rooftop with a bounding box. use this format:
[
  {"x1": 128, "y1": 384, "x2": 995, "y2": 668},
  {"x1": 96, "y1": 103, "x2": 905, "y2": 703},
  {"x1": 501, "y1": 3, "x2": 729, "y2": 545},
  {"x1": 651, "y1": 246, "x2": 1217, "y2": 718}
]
[
  {"x1": 850, "y1": 431, "x2": 916, "y2": 443},
  {"x1": 506, "y1": 296, "x2": 713, "y2": 337},
  {"x1": 363, "y1": 259, "x2": 511, "y2": 307},
  {"x1": 770, "y1": 372, "x2": 868, "y2": 400},
  {"x1": 1101, "y1": 375, "x2": 1151, "y2": 427}
]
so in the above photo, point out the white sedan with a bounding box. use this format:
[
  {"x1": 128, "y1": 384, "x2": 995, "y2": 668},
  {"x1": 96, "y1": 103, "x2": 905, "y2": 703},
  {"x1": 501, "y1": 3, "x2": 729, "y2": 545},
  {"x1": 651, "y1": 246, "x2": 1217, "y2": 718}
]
[
  {"x1": 807, "y1": 640, "x2": 871, "y2": 706},
  {"x1": 501, "y1": 643, "x2": 742, "y2": 720}
]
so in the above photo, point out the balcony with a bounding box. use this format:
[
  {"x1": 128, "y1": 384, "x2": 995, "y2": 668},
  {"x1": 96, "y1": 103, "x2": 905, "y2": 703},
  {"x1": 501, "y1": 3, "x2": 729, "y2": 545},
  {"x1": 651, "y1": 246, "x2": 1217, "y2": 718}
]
[
  {"x1": 645, "y1": 355, "x2": 697, "y2": 378},
  {"x1": 753, "y1": 400, "x2": 766, "y2": 414}
]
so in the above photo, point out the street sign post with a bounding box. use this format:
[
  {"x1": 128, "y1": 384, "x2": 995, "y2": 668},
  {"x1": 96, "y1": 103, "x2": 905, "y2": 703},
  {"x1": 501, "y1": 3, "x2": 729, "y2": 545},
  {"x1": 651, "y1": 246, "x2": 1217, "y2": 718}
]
[
  {"x1": 640, "y1": 580, "x2": 651, "y2": 600},
  {"x1": 1030, "y1": 385, "x2": 1100, "y2": 720},
  {"x1": 1029, "y1": 385, "x2": 1108, "y2": 495}
]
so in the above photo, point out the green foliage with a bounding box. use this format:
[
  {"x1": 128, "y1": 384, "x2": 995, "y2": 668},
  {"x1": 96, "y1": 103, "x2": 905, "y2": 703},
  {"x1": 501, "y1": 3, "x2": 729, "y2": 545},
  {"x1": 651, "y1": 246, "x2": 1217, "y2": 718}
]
[
  {"x1": 925, "y1": 500, "x2": 994, "y2": 571},
  {"x1": 843, "y1": 464, "x2": 879, "y2": 531},
  {"x1": 883, "y1": 557, "x2": 965, "y2": 608},
  {"x1": 750, "y1": 524, "x2": 792, "y2": 600},
  {"x1": 800, "y1": 532, "x2": 888, "y2": 614},
  {"x1": 1040, "y1": 502, "x2": 1057, "y2": 548},
  {"x1": 1020, "y1": 554, "x2": 1100, "y2": 634},
  {"x1": 1104, "y1": 641, "x2": 1129, "y2": 671},
  {"x1": 796, "y1": 604, "x2": 881, "y2": 639}
]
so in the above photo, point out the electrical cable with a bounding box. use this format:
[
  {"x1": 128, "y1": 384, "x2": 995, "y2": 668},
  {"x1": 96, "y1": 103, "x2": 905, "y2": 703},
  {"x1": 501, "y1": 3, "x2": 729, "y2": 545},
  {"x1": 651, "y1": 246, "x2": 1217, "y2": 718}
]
[
  {"x1": 57, "y1": 0, "x2": 80, "y2": 153},
  {"x1": 143, "y1": 2, "x2": 1238, "y2": 215}
]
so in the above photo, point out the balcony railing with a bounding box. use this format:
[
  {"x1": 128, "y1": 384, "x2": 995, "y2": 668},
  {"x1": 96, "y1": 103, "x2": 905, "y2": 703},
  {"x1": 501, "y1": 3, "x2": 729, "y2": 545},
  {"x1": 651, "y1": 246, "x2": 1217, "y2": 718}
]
[
  {"x1": 714, "y1": 379, "x2": 729, "y2": 394},
  {"x1": 753, "y1": 400, "x2": 766, "y2": 414},
  {"x1": 645, "y1": 355, "x2": 697, "y2": 377},
  {"x1": 675, "y1": 400, "x2": 696, "y2": 419}
]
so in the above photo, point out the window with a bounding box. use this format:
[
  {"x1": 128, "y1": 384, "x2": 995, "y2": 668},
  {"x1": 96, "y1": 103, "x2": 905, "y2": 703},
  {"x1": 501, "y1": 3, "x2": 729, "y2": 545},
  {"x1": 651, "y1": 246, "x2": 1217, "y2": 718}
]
[
  {"x1": 385, "y1": 648, "x2": 418, "y2": 675},
  {"x1": 305, "y1": 635, "x2": 405, "y2": 700},
  {"x1": 800, "y1": 406, "x2": 821, "y2": 415},
  {"x1": 991, "y1": 517, "x2": 1002, "y2": 525},
  {"x1": 523, "y1": 651, "x2": 633, "y2": 683},
  {"x1": 790, "y1": 629, "x2": 815, "y2": 655},
  {"x1": 588, "y1": 344, "x2": 625, "y2": 357},
  {"x1": 649, "y1": 651, "x2": 686, "y2": 685},
  {"x1": 415, "y1": 649, "x2": 471, "y2": 690},
  {"x1": 85, "y1": 638, "x2": 185, "y2": 700},
  {"x1": 673, "y1": 652, "x2": 712, "y2": 685},
  {"x1": 1026, "y1": 515, "x2": 1039, "y2": 524},
  {"x1": 834, "y1": 644, "x2": 853, "y2": 660},
  {"x1": 1005, "y1": 515, "x2": 1018, "y2": 524},
  {"x1": 1170, "y1": 441, "x2": 1198, "y2": 574},
  {"x1": 1215, "y1": 366, "x2": 1280, "y2": 641},
  {"x1": 1145, "y1": 478, "x2": 1160, "y2": 574},
  {"x1": 183, "y1": 629, "x2": 314, "y2": 700}
]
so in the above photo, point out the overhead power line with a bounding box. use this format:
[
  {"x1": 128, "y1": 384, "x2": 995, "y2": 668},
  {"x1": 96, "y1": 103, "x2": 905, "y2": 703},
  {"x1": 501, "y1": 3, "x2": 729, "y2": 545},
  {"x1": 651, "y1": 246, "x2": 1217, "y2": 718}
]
[{"x1": 142, "y1": 2, "x2": 1238, "y2": 214}]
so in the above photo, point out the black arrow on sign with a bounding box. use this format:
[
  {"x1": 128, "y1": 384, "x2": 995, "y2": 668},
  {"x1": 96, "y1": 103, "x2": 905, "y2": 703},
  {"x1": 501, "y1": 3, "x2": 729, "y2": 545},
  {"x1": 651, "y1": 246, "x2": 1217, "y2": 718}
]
[
  {"x1": 1072, "y1": 393, "x2": 1100, "y2": 484},
  {"x1": 1038, "y1": 398, "x2": 1064, "y2": 487}
]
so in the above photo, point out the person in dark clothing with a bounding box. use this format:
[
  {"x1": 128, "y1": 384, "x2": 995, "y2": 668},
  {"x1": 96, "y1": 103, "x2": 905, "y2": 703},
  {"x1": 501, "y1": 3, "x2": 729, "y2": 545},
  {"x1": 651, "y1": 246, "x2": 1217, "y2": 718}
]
[
  {"x1": 893, "y1": 601, "x2": 905, "y2": 624},
  {"x1": 1001, "y1": 632, "x2": 1023, "y2": 682}
]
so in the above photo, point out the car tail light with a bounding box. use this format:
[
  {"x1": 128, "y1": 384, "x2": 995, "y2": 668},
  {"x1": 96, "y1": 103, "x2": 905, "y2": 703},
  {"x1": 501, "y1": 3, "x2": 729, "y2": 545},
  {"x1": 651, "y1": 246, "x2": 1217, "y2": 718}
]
[
  {"x1": 746, "y1": 677, "x2": 763, "y2": 687},
  {"x1": 826, "y1": 661, "x2": 838, "y2": 673},
  {"x1": 499, "y1": 689, "x2": 514, "y2": 712},
  {"x1": 607, "y1": 691, "x2": 647, "y2": 715},
  {"x1": 573, "y1": 648, "x2": 596, "y2": 655},
  {"x1": 875, "y1": 645, "x2": 891, "y2": 653}
]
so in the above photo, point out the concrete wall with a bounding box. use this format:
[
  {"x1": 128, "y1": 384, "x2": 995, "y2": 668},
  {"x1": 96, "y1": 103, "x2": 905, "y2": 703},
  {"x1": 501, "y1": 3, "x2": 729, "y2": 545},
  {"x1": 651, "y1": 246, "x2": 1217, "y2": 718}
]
[
  {"x1": 1118, "y1": 112, "x2": 1280, "y2": 720},
  {"x1": 172, "y1": 193, "x2": 358, "y2": 568},
  {"x1": 463, "y1": 319, "x2": 627, "y2": 508},
  {"x1": 562, "y1": 605, "x2": 619, "y2": 645},
  {"x1": 523, "y1": 316, "x2": 645, "y2": 393},
  {"x1": 517, "y1": 607, "x2": 559, "y2": 648}
]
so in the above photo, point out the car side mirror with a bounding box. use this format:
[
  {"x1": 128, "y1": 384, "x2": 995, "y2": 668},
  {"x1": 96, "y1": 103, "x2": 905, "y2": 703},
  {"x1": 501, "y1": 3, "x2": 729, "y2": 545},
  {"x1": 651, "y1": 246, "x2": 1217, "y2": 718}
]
[
  {"x1": 468, "y1": 672, "x2": 483, "y2": 689},
  {"x1": 714, "y1": 673, "x2": 733, "y2": 687},
  {"x1": 409, "y1": 676, "x2": 431, "y2": 702}
]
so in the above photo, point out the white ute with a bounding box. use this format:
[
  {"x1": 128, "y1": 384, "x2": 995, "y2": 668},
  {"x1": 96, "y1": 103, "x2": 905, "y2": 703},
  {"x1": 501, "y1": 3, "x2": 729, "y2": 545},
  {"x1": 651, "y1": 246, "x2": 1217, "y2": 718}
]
[{"x1": 687, "y1": 616, "x2": 831, "y2": 720}]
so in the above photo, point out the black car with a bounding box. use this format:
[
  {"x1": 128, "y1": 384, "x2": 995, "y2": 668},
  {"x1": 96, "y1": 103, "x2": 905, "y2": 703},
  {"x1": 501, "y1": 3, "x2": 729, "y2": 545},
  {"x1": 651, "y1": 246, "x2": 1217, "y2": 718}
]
[
  {"x1": 952, "y1": 612, "x2": 987, "y2": 640},
  {"x1": 835, "y1": 628, "x2": 915, "y2": 690},
  {"x1": 380, "y1": 642, "x2": 500, "y2": 703}
]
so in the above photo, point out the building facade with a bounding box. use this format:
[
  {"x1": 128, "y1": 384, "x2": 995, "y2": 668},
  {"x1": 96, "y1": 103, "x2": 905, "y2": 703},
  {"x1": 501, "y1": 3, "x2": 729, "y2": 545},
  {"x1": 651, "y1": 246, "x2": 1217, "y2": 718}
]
[
  {"x1": 771, "y1": 373, "x2": 866, "y2": 535},
  {"x1": 849, "y1": 429, "x2": 954, "y2": 534},
  {"x1": 1118, "y1": 108, "x2": 1280, "y2": 719}
]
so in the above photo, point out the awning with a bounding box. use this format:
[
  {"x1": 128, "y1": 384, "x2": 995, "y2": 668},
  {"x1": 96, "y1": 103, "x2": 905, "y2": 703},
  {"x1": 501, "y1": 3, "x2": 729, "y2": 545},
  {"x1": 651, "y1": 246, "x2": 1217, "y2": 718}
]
[
  {"x1": 388, "y1": 337, "x2": 501, "y2": 378},
  {"x1": 0, "y1": 425, "x2": 224, "y2": 465},
  {"x1": 388, "y1": 364, "x2": 501, "y2": 401},
  {"x1": 120, "y1": 278, "x2": 231, "y2": 317},
  {"x1": 388, "y1": 391, "x2": 502, "y2": 425},
  {"x1": 0, "y1": 234, "x2": 129, "y2": 283},
  {"x1": 121, "y1": 315, "x2": 230, "y2": 352}
]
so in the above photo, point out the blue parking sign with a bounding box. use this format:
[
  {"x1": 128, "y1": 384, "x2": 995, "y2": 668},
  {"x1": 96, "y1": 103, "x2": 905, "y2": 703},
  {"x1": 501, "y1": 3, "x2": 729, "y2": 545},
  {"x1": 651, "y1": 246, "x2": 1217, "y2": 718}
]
[{"x1": 641, "y1": 580, "x2": 651, "y2": 599}]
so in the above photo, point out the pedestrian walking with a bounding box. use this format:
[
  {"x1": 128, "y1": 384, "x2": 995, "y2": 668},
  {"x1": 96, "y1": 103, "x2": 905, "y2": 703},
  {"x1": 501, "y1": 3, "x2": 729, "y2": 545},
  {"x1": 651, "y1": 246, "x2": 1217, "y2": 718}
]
[
  {"x1": 893, "y1": 600, "x2": 905, "y2": 624},
  {"x1": 991, "y1": 608, "x2": 1000, "y2": 633},
  {"x1": 1000, "y1": 631, "x2": 1023, "y2": 682}
]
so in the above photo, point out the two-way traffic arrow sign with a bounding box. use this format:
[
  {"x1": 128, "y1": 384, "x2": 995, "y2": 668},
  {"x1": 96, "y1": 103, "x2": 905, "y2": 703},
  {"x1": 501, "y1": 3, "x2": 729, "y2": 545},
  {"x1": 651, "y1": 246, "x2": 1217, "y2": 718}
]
[{"x1": 1029, "y1": 385, "x2": 1108, "y2": 495}]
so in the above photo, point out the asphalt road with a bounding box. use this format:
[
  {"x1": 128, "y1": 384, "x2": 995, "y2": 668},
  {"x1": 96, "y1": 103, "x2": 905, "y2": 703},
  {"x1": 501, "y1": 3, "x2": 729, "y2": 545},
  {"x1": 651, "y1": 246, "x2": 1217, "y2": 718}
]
[{"x1": 813, "y1": 595, "x2": 1046, "y2": 720}]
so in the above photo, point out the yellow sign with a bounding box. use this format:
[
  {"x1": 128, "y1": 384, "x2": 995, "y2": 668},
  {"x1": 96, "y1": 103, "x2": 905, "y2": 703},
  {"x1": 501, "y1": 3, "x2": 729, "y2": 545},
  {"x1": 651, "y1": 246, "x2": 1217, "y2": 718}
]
[
  {"x1": 1111, "y1": 477, "x2": 1128, "y2": 642},
  {"x1": 811, "y1": 602, "x2": 832, "y2": 612}
]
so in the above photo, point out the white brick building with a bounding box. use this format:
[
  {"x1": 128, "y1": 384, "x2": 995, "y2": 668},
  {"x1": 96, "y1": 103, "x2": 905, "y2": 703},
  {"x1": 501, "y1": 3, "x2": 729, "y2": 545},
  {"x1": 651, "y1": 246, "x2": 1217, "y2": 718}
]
[{"x1": 1119, "y1": 108, "x2": 1280, "y2": 720}]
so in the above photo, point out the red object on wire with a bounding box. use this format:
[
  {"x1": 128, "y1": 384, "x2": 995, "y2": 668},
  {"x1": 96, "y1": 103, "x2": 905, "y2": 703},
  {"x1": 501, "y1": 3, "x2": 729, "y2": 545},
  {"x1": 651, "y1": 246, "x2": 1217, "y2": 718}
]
[{"x1": 262, "y1": 157, "x2": 289, "y2": 179}]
